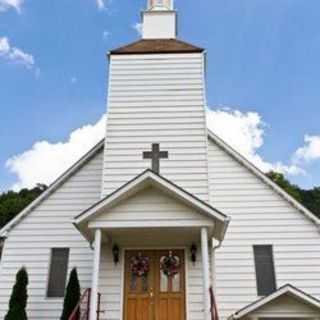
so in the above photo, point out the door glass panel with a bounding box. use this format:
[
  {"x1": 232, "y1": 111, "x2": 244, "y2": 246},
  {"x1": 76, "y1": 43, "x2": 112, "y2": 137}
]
[
  {"x1": 160, "y1": 255, "x2": 169, "y2": 292},
  {"x1": 172, "y1": 272, "x2": 180, "y2": 292},
  {"x1": 130, "y1": 274, "x2": 138, "y2": 292},
  {"x1": 160, "y1": 269, "x2": 169, "y2": 292},
  {"x1": 160, "y1": 254, "x2": 181, "y2": 292},
  {"x1": 142, "y1": 275, "x2": 149, "y2": 292}
]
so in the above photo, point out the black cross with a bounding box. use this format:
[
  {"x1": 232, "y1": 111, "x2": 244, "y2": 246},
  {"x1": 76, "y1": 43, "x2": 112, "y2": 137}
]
[{"x1": 143, "y1": 143, "x2": 168, "y2": 174}]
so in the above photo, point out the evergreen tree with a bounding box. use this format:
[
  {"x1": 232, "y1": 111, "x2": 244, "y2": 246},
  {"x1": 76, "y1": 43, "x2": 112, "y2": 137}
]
[
  {"x1": 5, "y1": 267, "x2": 29, "y2": 320},
  {"x1": 61, "y1": 268, "x2": 81, "y2": 320}
]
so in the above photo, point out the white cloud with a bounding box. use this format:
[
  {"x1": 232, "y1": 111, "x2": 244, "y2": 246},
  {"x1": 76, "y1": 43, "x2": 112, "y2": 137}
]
[
  {"x1": 97, "y1": 0, "x2": 112, "y2": 10},
  {"x1": 0, "y1": 37, "x2": 10, "y2": 53},
  {"x1": 132, "y1": 23, "x2": 142, "y2": 36},
  {"x1": 206, "y1": 108, "x2": 305, "y2": 176},
  {"x1": 0, "y1": 0, "x2": 23, "y2": 13},
  {"x1": 0, "y1": 37, "x2": 35, "y2": 69},
  {"x1": 6, "y1": 108, "x2": 313, "y2": 191},
  {"x1": 294, "y1": 135, "x2": 320, "y2": 163},
  {"x1": 71, "y1": 76, "x2": 78, "y2": 84},
  {"x1": 6, "y1": 115, "x2": 106, "y2": 190},
  {"x1": 103, "y1": 30, "x2": 111, "y2": 40},
  {"x1": 96, "y1": 0, "x2": 105, "y2": 9}
]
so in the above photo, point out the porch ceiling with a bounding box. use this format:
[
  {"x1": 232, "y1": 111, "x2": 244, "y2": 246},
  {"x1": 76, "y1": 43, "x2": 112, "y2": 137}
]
[{"x1": 101, "y1": 226, "x2": 203, "y2": 247}]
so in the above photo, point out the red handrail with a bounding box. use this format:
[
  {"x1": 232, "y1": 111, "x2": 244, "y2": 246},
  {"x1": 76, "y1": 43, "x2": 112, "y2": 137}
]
[
  {"x1": 68, "y1": 289, "x2": 103, "y2": 320},
  {"x1": 69, "y1": 288, "x2": 91, "y2": 320},
  {"x1": 209, "y1": 286, "x2": 219, "y2": 320}
]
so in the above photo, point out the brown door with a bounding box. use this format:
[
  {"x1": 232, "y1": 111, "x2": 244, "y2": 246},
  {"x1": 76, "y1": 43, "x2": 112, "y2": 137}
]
[{"x1": 124, "y1": 250, "x2": 185, "y2": 320}]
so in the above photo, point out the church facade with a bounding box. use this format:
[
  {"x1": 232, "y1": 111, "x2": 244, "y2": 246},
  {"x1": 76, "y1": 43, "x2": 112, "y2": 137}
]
[{"x1": 1, "y1": 1, "x2": 320, "y2": 320}]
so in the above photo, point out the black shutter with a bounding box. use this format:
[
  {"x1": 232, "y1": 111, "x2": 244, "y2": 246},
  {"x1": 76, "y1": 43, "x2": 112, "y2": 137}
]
[
  {"x1": 47, "y1": 248, "x2": 70, "y2": 298},
  {"x1": 253, "y1": 245, "x2": 276, "y2": 296},
  {"x1": 0, "y1": 238, "x2": 4, "y2": 262}
]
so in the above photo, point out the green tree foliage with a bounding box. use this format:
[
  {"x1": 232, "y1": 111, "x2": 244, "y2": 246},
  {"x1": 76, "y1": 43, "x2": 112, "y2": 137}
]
[
  {"x1": 299, "y1": 187, "x2": 320, "y2": 218},
  {"x1": 61, "y1": 268, "x2": 81, "y2": 320},
  {"x1": 5, "y1": 267, "x2": 29, "y2": 320},
  {"x1": 267, "y1": 171, "x2": 302, "y2": 202},
  {"x1": 267, "y1": 171, "x2": 320, "y2": 218},
  {"x1": 0, "y1": 184, "x2": 47, "y2": 229}
]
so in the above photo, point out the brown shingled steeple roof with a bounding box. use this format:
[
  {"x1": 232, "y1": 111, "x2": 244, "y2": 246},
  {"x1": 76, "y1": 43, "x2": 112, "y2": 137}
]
[{"x1": 110, "y1": 39, "x2": 204, "y2": 55}]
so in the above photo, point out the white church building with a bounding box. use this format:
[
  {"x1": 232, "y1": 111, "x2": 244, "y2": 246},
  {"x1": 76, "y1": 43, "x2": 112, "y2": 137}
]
[{"x1": 1, "y1": 1, "x2": 320, "y2": 319}]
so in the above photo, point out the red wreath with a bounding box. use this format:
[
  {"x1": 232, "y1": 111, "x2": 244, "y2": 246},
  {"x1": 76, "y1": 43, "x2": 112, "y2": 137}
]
[
  {"x1": 130, "y1": 254, "x2": 150, "y2": 277},
  {"x1": 160, "y1": 252, "x2": 180, "y2": 277}
]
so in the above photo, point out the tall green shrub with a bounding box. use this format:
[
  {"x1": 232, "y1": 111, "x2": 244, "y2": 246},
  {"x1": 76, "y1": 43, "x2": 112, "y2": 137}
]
[
  {"x1": 5, "y1": 267, "x2": 29, "y2": 320},
  {"x1": 61, "y1": 268, "x2": 81, "y2": 320}
]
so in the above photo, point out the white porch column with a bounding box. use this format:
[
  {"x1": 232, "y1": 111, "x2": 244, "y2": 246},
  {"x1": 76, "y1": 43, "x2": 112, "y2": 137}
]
[
  {"x1": 90, "y1": 229, "x2": 102, "y2": 320},
  {"x1": 201, "y1": 227, "x2": 211, "y2": 320}
]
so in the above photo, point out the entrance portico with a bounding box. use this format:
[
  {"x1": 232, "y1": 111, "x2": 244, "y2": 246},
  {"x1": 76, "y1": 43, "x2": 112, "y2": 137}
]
[{"x1": 74, "y1": 170, "x2": 230, "y2": 320}]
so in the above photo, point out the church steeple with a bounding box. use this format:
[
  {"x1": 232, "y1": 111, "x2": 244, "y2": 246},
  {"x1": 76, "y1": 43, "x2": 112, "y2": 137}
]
[{"x1": 142, "y1": 0, "x2": 177, "y2": 39}]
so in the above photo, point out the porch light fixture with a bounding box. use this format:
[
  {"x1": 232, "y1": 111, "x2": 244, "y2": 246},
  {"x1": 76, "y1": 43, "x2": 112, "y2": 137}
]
[
  {"x1": 112, "y1": 244, "x2": 120, "y2": 264},
  {"x1": 190, "y1": 243, "x2": 197, "y2": 263}
]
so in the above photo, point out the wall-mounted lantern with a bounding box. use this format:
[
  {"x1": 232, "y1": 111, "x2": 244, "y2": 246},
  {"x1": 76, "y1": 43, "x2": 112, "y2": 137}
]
[
  {"x1": 112, "y1": 244, "x2": 120, "y2": 264},
  {"x1": 190, "y1": 243, "x2": 197, "y2": 263}
]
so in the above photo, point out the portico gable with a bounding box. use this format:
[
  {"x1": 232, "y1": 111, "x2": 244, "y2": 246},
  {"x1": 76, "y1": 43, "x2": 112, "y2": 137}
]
[
  {"x1": 74, "y1": 169, "x2": 230, "y2": 242},
  {"x1": 73, "y1": 169, "x2": 230, "y2": 320}
]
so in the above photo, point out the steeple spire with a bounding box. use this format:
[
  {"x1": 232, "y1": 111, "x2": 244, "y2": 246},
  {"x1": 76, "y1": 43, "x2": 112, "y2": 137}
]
[{"x1": 142, "y1": 0, "x2": 177, "y2": 39}]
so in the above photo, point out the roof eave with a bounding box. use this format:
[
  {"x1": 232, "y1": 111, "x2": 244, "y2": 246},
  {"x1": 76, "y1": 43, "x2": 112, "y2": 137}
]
[
  {"x1": 207, "y1": 129, "x2": 320, "y2": 228},
  {"x1": 232, "y1": 284, "x2": 320, "y2": 319}
]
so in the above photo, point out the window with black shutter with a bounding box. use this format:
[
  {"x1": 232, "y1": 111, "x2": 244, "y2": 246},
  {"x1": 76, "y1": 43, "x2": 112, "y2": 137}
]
[
  {"x1": 47, "y1": 248, "x2": 70, "y2": 298},
  {"x1": 253, "y1": 245, "x2": 276, "y2": 296}
]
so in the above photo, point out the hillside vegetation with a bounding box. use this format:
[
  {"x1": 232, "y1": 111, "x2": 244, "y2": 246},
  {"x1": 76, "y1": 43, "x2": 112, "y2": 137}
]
[
  {"x1": 0, "y1": 185, "x2": 47, "y2": 229},
  {"x1": 267, "y1": 171, "x2": 320, "y2": 218}
]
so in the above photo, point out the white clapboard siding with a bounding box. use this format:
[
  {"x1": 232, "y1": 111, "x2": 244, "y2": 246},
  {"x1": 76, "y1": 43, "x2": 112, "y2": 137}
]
[
  {"x1": 0, "y1": 149, "x2": 104, "y2": 320},
  {"x1": 207, "y1": 138, "x2": 320, "y2": 320},
  {"x1": 102, "y1": 53, "x2": 210, "y2": 202},
  {"x1": 98, "y1": 245, "x2": 122, "y2": 320}
]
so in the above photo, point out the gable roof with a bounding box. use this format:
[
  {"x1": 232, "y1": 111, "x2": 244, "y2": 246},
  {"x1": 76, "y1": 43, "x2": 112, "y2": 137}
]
[
  {"x1": 0, "y1": 139, "x2": 105, "y2": 238},
  {"x1": 208, "y1": 130, "x2": 320, "y2": 228},
  {"x1": 109, "y1": 39, "x2": 204, "y2": 55},
  {"x1": 74, "y1": 169, "x2": 230, "y2": 241},
  {"x1": 2, "y1": 128, "x2": 319, "y2": 238},
  {"x1": 231, "y1": 284, "x2": 320, "y2": 319}
]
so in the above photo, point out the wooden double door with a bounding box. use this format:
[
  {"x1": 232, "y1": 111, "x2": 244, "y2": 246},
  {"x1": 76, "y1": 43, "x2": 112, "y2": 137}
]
[{"x1": 124, "y1": 250, "x2": 186, "y2": 320}]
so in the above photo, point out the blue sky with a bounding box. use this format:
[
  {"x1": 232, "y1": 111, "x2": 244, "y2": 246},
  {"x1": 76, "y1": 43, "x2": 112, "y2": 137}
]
[{"x1": 0, "y1": 0, "x2": 320, "y2": 191}]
